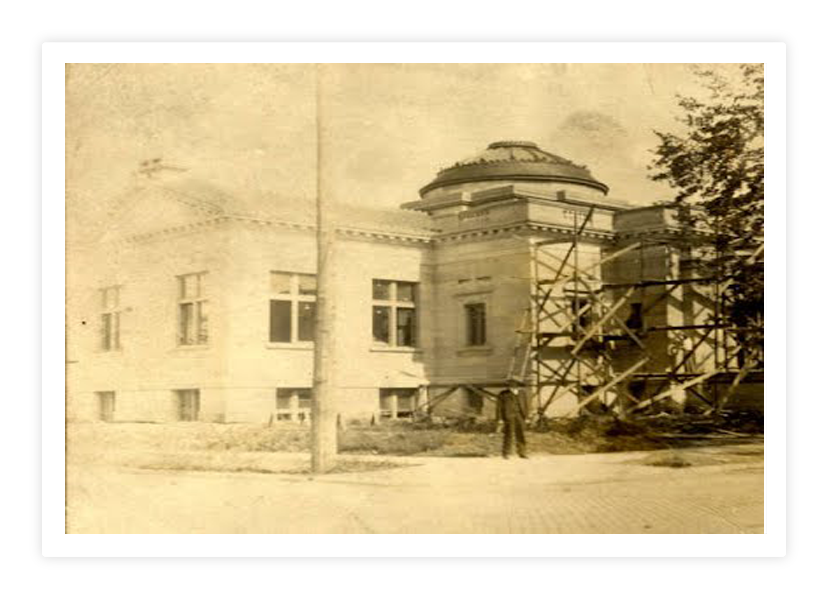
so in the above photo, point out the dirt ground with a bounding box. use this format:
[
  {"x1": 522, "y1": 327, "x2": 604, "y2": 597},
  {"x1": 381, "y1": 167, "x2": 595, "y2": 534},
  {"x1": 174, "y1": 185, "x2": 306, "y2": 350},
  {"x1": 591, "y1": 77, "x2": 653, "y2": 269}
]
[
  {"x1": 66, "y1": 421, "x2": 764, "y2": 534},
  {"x1": 66, "y1": 447, "x2": 763, "y2": 534}
]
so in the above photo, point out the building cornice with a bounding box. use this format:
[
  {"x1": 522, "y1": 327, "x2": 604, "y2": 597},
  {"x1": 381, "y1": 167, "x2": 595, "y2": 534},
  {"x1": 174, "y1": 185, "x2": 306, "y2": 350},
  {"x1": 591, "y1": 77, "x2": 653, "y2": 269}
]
[
  {"x1": 112, "y1": 213, "x2": 435, "y2": 247},
  {"x1": 475, "y1": 186, "x2": 625, "y2": 212},
  {"x1": 335, "y1": 224, "x2": 433, "y2": 245},
  {"x1": 434, "y1": 221, "x2": 616, "y2": 245},
  {"x1": 116, "y1": 216, "x2": 231, "y2": 245},
  {"x1": 615, "y1": 226, "x2": 715, "y2": 244},
  {"x1": 403, "y1": 184, "x2": 627, "y2": 214}
]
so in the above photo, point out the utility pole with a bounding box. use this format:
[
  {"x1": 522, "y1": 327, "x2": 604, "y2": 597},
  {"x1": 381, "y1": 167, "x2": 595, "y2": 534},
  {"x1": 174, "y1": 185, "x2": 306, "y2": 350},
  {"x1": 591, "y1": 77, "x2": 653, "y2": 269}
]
[{"x1": 311, "y1": 65, "x2": 338, "y2": 473}]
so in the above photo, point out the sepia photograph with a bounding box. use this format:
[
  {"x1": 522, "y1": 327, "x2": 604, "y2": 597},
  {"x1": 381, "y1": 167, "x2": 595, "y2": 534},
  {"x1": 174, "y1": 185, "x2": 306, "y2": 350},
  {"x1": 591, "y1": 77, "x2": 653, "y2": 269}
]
[{"x1": 63, "y1": 60, "x2": 768, "y2": 536}]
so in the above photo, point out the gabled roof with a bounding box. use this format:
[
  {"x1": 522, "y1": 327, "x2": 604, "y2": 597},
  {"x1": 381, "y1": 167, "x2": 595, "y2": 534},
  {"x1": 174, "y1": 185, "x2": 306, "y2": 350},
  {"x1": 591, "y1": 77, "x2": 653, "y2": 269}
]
[{"x1": 99, "y1": 176, "x2": 437, "y2": 243}]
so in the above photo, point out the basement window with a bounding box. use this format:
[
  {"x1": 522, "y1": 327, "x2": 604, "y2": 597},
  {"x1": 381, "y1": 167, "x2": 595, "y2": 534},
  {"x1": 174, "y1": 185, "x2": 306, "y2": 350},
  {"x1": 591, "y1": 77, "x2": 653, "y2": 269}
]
[
  {"x1": 379, "y1": 388, "x2": 418, "y2": 420},
  {"x1": 276, "y1": 388, "x2": 313, "y2": 423},
  {"x1": 466, "y1": 389, "x2": 484, "y2": 414},
  {"x1": 175, "y1": 389, "x2": 200, "y2": 422},
  {"x1": 96, "y1": 391, "x2": 116, "y2": 422}
]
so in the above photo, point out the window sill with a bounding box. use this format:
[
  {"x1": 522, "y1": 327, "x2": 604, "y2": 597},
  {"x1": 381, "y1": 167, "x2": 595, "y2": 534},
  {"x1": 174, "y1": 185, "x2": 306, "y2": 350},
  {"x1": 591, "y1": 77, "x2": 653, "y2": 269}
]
[
  {"x1": 266, "y1": 342, "x2": 314, "y2": 351},
  {"x1": 370, "y1": 345, "x2": 422, "y2": 354},
  {"x1": 173, "y1": 344, "x2": 210, "y2": 352},
  {"x1": 456, "y1": 346, "x2": 494, "y2": 357}
]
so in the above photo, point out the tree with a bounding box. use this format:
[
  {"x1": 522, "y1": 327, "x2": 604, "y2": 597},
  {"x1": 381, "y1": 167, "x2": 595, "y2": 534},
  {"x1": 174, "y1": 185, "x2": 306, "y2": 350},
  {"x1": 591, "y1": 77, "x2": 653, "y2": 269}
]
[{"x1": 650, "y1": 64, "x2": 764, "y2": 361}]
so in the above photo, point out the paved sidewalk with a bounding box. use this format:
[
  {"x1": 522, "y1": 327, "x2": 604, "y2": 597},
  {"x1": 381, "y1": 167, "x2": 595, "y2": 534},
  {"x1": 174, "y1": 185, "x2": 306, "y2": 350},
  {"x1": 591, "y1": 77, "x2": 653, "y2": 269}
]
[{"x1": 67, "y1": 444, "x2": 763, "y2": 534}]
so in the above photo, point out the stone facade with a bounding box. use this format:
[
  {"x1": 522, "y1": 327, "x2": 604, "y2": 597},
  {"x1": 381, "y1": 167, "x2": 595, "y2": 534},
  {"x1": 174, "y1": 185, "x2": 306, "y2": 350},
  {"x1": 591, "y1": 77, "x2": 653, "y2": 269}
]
[{"x1": 68, "y1": 141, "x2": 750, "y2": 424}]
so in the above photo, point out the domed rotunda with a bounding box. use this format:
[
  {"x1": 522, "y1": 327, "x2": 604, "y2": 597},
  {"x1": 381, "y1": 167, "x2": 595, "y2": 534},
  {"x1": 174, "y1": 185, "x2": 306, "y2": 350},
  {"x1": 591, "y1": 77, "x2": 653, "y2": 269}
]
[{"x1": 418, "y1": 140, "x2": 609, "y2": 202}]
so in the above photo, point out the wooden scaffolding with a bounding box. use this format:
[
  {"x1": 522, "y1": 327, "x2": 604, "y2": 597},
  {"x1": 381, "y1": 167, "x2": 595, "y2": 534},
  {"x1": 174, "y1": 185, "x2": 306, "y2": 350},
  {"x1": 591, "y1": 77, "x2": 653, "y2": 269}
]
[
  {"x1": 415, "y1": 208, "x2": 762, "y2": 421},
  {"x1": 508, "y1": 207, "x2": 764, "y2": 420}
]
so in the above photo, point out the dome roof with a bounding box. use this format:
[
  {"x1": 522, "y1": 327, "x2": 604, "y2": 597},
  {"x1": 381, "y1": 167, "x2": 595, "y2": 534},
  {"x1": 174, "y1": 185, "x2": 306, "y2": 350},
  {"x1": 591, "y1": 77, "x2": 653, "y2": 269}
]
[{"x1": 420, "y1": 140, "x2": 608, "y2": 196}]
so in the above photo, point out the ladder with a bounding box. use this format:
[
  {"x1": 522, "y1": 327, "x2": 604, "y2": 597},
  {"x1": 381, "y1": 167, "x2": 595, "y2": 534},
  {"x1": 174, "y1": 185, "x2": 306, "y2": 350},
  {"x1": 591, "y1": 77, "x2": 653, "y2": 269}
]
[{"x1": 506, "y1": 307, "x2": 534, "y2": 384}]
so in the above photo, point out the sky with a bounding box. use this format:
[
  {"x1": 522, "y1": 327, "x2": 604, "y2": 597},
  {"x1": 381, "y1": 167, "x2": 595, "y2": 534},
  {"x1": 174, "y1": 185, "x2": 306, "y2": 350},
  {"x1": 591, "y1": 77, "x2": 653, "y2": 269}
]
[{"x1": 66, "y1": 63, "x2": 721, "y2": 244}]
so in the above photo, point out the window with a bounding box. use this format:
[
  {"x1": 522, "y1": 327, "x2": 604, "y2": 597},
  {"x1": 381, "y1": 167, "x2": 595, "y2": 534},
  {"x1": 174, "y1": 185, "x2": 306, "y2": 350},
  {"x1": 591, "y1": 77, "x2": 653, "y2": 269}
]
[
  {"x1": 379, "y1": 388, "x2": 418, "y2": 420},
  {"x1": 275, "y1": 388, "x2": 313, "y2": 422},
  {"x1": 96, "y1": 391, "x2": 115, "y2": 422},
  {"x1": 270, "y1": 272, "x2": 316, "y2": 343},
  {"x1": 177, "y1": 272, "x2": 208, "y2": 345},
  {"x1": 175, "y1": 389, "x2": 200, "y2": 421},
  {"x1": 466, "y1": 389, "x2": 484, "y2": 414},
  {"x1": 465, "y1": 303, "x2": 487, "y2": 346},
  {"x1": 570, "y1": 296, "x2": 592, "y2": 333},
  {"x1": 626, "y1": 302, "x2": 644, "y2": 331},
  {"x1": 372, "y1": 280, "x2": 418, "y2": 347},
  {"x1": 100, "y1": 286, "x2": 121, "y2": 351}
]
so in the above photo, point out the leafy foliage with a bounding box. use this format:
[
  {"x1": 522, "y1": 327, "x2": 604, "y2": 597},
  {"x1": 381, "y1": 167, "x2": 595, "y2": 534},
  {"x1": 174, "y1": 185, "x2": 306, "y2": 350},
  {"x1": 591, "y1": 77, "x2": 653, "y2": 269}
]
[{"x1": 650, "y1": 64, "x2": 764, "y2": 359}]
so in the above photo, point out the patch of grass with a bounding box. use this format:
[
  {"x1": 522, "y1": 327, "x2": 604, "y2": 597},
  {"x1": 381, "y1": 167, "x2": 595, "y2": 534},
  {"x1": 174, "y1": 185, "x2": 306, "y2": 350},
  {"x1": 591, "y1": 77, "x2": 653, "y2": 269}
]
[
  {"x1": 69, "y1": 411, "x2": 763, "y2": 464},
  {"x1": 137, "y1": 463, "x2": 276, "y2": 474},
  {"x1": 339, "y1": 428, "x2": 450, "y2": 455},
  {"x1": 133, "y1": 453, "x2": 409, "y2": 475},
  {"x1": 204, "y1": 427, "x2": 310, "y2": 452},
  {"x1": 642, "y1": 453, "x2": 694, "y2": 468},
  {"x1": 283, "y1": 459, "x2": 412, "y2": 475}
]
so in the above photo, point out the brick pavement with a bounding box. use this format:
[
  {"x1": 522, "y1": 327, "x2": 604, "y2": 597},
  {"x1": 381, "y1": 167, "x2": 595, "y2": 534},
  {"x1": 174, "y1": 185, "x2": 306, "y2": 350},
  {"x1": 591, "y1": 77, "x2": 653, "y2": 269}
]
[{"x1": 66, "y1": 444, "x2": 763, "y2": 534}]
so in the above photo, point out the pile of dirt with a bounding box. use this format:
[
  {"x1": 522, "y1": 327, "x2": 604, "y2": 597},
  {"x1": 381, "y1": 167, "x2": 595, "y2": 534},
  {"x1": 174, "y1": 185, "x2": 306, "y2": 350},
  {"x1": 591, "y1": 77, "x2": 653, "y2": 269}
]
[
  {"x1": 530, "y1": 416, "x2": 666, "y2": 452},
  {"x1": 637, "y1": 411, "x2": 762, "y2": 434},
  {"x1": 720, "y1": 410, "x2": 764, "y2": 434}
]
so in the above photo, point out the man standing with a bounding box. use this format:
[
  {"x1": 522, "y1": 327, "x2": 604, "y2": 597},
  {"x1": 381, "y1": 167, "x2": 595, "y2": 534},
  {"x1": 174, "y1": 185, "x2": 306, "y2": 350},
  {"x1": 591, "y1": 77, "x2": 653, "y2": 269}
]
[{"x1": 497, "y1": 385, "x2": 528, "y2": 459}]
